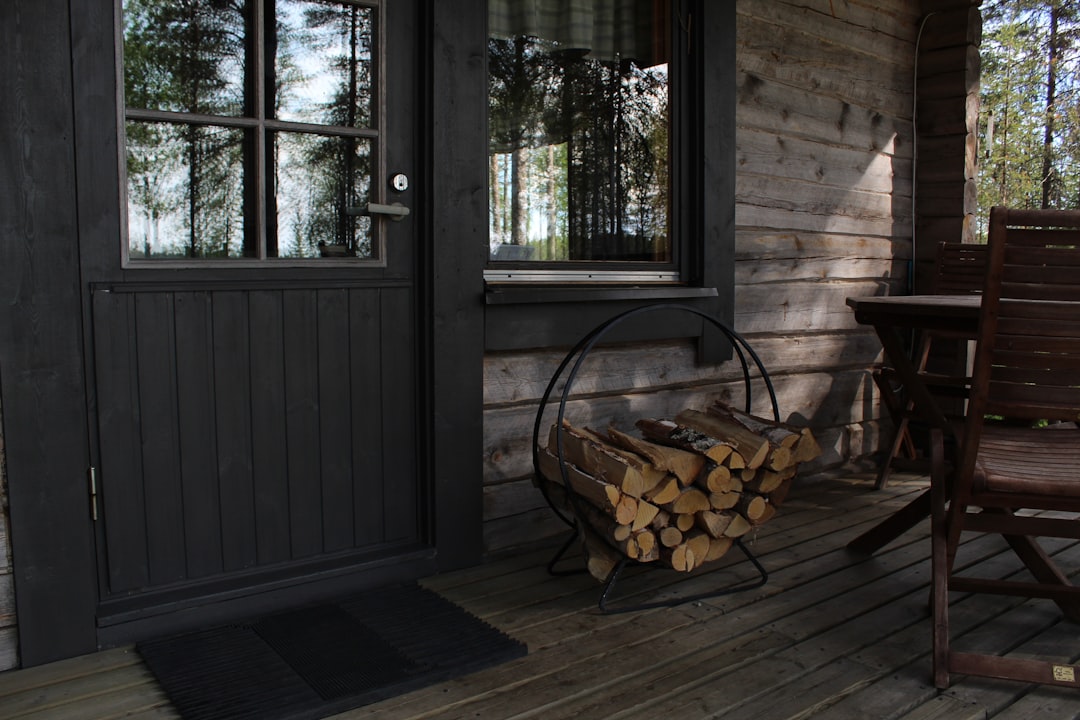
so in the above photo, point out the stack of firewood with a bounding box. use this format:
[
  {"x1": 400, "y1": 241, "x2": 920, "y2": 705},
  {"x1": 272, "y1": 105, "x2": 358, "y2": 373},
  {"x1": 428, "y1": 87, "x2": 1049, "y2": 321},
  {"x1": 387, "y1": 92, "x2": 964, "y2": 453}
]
[{"x1": 536, "y1": 401, "x2": 821, "y2": 581}]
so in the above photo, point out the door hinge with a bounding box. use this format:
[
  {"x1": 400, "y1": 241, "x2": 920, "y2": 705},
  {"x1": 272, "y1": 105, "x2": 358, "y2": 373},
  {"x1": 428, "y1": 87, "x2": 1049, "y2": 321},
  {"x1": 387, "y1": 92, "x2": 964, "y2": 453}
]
[{"x1": 88, "y1": 467, "x2": 99, "y2": 521}]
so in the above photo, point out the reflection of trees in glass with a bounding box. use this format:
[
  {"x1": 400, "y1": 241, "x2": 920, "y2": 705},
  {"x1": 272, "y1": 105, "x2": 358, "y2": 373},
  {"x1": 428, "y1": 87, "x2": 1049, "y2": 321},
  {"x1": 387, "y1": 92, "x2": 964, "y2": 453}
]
[
  {"x1": 276, "y1": 134, "x2": 371, "y2": 258},
  {"x1": 124, "y1": 0, "x2": 246, "y2": 257},
  {"x1": 279, "y1": 2, "x2": 374, "y2": 256},
  {"x1": 123, "y1": 0, "x2": 377, "y2": 259},
  {"x1": 488, "y1": 36, "x2": 669, "y2": 262}
]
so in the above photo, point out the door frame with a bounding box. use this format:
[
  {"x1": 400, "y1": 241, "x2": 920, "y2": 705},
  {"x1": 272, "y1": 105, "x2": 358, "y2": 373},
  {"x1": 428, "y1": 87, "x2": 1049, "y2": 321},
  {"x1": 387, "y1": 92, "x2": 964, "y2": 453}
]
[{"x1": 3, "y1": 0, "x2": 485, "y2": 665}]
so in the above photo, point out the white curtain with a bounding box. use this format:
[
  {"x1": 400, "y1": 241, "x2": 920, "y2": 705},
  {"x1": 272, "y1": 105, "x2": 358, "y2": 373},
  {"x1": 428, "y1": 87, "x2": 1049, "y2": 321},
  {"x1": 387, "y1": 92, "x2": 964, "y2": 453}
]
[{"x1": 489, "y1": 0, "x2": 666, "y2": 66}]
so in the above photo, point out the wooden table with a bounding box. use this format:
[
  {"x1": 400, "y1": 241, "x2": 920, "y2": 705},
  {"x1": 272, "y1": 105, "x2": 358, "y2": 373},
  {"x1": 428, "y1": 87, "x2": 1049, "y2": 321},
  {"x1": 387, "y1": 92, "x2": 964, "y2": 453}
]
[{"x1": 845, "y1": 294, "x2": 980, "y2": 554}]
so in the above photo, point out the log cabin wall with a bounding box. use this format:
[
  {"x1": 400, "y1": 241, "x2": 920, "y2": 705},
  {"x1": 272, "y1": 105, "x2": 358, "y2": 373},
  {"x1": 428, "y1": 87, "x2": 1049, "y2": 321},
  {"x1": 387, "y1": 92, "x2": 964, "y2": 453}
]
[
  {"x1": 482, "y1": 0, "x2": 979, "y2": 557},
  {"x1": 914, "y1": 0, "x2": 981, "y2": 293},
  {"x1": 0, "y1": 397, "x2": 14, "y2": 670}
]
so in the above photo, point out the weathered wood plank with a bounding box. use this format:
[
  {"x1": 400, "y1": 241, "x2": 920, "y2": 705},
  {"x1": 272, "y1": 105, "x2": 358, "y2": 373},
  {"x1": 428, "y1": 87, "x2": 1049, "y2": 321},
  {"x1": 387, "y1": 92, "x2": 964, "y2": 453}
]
[
  {"x1": 174, "y1": 291, "x2": 225, "y2": 579},
  {"x1": 94, "y1": 293, "x2": 151, "y2": 593},
  {"x1": 133, "y1": 294, "x2": 186, "y2": 587},
  {"x1": 484, "y1": 372, "x2": 882, "y2": 483},
  {"x1": 736, "y1": 71, "x2": 911, "y2": 153},
  {"x1": 738, "y1": 11, "x2": 912, "y2": 114},
  {"x1": 212, "y1": 291, "x2": 258, "y2": 573},
  {"x1": 4, "y1": 475, "x2": 1069, "y2": 720},
  {"x1": 349, "y1": 290, "x2": 386, "y2": 547},
  {"x1": 735, "y1": 231, "x2": 909, "y2": 262},
  {"x1": 0, "y1": 629, "x2": 16, "y2": 674},
  {"x1": 282, "y1": 290, "x2": 323, "y2": 559},
  {"x1": 734, "y1": 280, "x2": 903, "y2": 333},
  {"x1": 737, "y1": 128, "x2": 912, "y2": 195},
  {"x1": 376, "y1": 479, "x2": 936, "y2": 719},
  {"x1": 481, "y1": 420, "x2": 887, "y2": 556},
  {"x1": 737, "y1": 175, "x2": 910, "y2": 238},
  {"x1": 248, "y1": 291, "x2": 292, "y2": 566},
  {"x1": 316, "y1": 288, "x2": 354, "y2": 553},
  {"x1": 0, "y1": 664, "x2": 164, "y2": 718},
  {"x1": 483, "y1": 332, "x2": 885, "y2": 406},
  {"x1": 0, "y1": 648, "x2": 140, "y2": 696},
  {"x1": 742, "y1": 0, "x2": 918, "y2": 59}
]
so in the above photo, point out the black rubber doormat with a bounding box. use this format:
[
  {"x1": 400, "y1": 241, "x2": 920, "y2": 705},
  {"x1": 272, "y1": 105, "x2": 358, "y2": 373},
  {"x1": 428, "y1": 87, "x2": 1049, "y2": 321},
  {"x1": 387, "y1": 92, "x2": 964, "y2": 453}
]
[{"x1": 137, "y1": 583, "x2": 528, "y2": 720}]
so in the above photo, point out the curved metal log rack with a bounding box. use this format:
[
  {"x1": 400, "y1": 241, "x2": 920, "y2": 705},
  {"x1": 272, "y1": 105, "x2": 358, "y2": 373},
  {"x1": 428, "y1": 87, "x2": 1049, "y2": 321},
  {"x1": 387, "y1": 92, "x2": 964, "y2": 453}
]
[{"x1": 531, "y1": 303, "x2": 779, "y2": 613}]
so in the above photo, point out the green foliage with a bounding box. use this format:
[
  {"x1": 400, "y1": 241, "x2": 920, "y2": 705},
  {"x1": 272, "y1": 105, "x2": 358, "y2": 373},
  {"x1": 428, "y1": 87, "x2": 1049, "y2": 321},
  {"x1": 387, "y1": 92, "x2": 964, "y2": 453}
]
[
  {"x1": 123, "y1": 0, "x2": 375, "y2": 259},
  {"x1": 487, "y1": 36, "x2": 670, "y2": 261},
  {"x1": 978, "y1": 0, "x2": 1080, "y2": 237}
]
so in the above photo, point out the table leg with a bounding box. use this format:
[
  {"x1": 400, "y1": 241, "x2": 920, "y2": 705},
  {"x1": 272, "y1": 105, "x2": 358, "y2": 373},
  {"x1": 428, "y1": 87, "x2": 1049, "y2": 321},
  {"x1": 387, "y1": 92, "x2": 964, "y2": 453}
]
[{"x1": 846, "y1": 488, "x2": 932, "y2": 554}]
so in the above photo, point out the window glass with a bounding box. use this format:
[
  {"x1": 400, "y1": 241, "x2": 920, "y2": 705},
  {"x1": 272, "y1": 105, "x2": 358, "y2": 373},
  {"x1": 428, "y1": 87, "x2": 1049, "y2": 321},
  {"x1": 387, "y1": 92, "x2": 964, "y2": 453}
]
[
  {"x1": 122, "y1": 0, "x2": 378, "y2": 261},
  {"x1": 488, "y1": 0, "x2": 671, "y2": 265},
  {"x1": 126, "y1": 121, "x2": 247, "y2": 259},
  {"x1": 122, "y1": 0, "x2": 247, "y2": 117},
  {"x1": 274, "y1": 0, "x2": 374, "y2": 127},
  {"x1": 272, "y1": 132, "x2": 373, "y2": 259}
]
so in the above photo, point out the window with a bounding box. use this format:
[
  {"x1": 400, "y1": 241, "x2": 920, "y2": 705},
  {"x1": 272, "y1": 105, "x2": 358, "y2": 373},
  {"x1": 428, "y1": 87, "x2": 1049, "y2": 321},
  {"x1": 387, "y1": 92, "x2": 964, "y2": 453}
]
[
  {"x1": 482, "y1": 1, "x2": 735, "y2": 355},
  {"x1": 121, "y1": 0, "x2": 381, "y2": 262},
  {"x1": 486, "y1": 0, "x2": 677, "y2": 282}
]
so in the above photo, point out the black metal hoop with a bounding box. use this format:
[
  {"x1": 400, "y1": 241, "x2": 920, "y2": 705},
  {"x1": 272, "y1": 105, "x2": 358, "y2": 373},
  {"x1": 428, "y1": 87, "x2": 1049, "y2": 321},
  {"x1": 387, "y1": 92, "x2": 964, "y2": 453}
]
[{"x1": 530, "y1": 303, "x2": 778, "y2": 612}]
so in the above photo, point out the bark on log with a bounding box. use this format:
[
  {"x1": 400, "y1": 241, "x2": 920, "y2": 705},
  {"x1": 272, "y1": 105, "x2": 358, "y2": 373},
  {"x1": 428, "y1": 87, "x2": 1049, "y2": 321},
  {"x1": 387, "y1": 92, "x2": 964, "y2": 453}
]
[
  {"x1": 707, "y1": 402, "x2": 819, "y2": 471},
  {"x1": 636, "y1": 418, "x2": 736, "y2": 463},
  {"x1": 541, "y1": 406, "x2": 819, "y2": 579},
  {"x1": 736, "y1": 494, "x2": 769, "y2": 524},
  {"x1": 580, "y1": 425, "x2": 668, "y2": 492},
  {"x1": 708, "y1": 402, "x2": 801, "y2": 448},
  {"x1": 537, "y1": 449, "x2": 638, "y2": 525},
  {"x1": 606, "y1": 426, "x2": 706, "y2": 487},
  {"x1": 549, "y1": 423, "x2": 655, "y2": 497},
  {"x1": 675, "y1": 409, "x2": 771, "y2": 469}
]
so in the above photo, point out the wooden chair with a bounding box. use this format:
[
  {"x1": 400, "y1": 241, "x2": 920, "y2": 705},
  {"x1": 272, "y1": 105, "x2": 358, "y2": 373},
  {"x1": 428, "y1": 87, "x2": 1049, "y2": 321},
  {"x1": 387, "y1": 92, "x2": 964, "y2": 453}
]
[
  {"x1": 874, "y1": 241, "x2": 987, "y2": 488},
  {"x1": 930, "y1": 206, "x2": 1080, "y2": 689}
]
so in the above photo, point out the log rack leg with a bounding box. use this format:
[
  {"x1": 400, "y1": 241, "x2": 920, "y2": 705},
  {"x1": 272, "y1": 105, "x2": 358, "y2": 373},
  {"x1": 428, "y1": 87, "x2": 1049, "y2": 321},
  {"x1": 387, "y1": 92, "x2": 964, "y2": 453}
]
[
  {"x1": 596, "y1": 538, "x2": 769, "y2": 614},
  {"x1": 547, "y1": 529, "x2": 587, "y2": 577}
]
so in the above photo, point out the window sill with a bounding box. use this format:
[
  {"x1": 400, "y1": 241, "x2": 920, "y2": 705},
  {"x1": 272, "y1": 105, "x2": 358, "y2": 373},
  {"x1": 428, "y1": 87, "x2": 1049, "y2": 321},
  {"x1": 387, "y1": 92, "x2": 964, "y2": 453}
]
[
  {"x1": 483, "y1": 284, "x2": 718, "y2": 305},
  {"x1": 483, "y1": 283, "x2": 724, "y2": 353}
]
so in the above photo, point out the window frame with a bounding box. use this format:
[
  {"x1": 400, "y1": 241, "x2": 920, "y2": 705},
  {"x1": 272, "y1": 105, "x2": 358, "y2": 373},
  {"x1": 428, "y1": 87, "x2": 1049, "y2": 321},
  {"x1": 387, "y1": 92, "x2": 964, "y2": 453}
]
[
  {"x1": 482, "y1": 0, "x2": 734, "y2": 357},
  {"x1": 118, "y1": 0, "x2": 390, "y2": 267}
]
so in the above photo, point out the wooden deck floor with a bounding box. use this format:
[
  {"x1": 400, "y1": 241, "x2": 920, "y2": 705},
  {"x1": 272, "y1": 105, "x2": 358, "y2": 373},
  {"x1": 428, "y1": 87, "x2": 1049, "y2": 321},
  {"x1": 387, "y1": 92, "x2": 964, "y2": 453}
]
[{"x1": 3, "y1": 471, "x2": 1080, "y2": 720}]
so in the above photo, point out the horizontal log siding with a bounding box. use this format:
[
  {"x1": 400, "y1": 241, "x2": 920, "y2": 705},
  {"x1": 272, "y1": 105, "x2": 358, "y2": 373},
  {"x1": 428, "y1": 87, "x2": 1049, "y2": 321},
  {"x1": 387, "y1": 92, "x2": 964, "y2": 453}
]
[
  {"x1": 0, "y1": 396, "x2": 15, "y2": 670},
  {"x1": 480, "y1": 0, "x2": 925, "y2": 557}
]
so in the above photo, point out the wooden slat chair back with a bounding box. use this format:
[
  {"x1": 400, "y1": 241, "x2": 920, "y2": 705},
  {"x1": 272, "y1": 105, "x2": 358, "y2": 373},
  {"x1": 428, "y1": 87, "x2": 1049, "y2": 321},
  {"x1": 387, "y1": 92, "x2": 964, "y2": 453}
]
[
  {"x1": 873, "y1": 241, "x2": 988, "y2": 488},
  {"x1": 931, "y1": 205, "x2": 1080, "y2": 689},
  {"x1": 933, "y1": 242, "x2": 988, "y2": 295}
]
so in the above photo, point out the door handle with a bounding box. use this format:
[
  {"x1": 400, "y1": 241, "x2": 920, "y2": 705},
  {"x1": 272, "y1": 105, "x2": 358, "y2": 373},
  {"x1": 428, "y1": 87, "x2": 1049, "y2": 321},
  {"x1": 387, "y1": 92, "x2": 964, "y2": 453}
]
[{"x1": 347, "y1": 202, "x2": 411, "y2": 221}]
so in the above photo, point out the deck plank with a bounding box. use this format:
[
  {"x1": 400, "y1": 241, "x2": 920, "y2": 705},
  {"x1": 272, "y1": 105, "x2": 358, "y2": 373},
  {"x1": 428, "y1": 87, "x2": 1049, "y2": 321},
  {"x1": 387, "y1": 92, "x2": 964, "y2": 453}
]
[{"x1": 0, "y1": 473, "x2": 1078, "y2": 720}]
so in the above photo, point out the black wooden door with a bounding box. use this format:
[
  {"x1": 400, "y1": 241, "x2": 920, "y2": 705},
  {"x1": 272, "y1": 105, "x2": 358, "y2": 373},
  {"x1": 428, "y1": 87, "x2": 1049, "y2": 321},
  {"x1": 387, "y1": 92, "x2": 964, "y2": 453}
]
[{"x1": 85, "y1": 1, "x2": 431, "y2": 635}]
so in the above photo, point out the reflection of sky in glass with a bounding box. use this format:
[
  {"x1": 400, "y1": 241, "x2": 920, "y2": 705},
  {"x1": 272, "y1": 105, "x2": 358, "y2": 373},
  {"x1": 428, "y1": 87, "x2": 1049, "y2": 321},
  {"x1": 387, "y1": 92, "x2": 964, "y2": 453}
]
[
  {"x1": 127, "y1": 122, "x2": 246, "y2": 259},
  {"x1": 124, "y1": 1, "x2": 380, "y2": 260},
  {"x1": 122, "y1": 0, "x2": 246, "y2": 116},
  {"x1": 488, "y1": 49, "x2": 669, "y2": 261},
  {"x1": 275, "y1": 133, "x2": 373, "y2": 258},
  {"x1": 275, "y1": 0, "x2": 373, "y2": 127}
]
